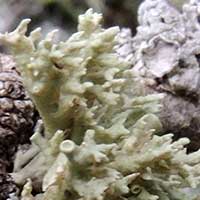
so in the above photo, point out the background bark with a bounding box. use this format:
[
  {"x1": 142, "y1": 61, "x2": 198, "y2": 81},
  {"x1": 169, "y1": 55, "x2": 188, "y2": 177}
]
[{"x1": 0, "y1": 54, "x2": 38, "y2": 199}]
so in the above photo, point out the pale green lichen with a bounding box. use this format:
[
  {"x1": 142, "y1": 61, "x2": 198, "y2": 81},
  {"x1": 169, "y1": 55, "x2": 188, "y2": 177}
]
[{"x1": 1, "y1": 8, "x2": 200, "y2": 200}]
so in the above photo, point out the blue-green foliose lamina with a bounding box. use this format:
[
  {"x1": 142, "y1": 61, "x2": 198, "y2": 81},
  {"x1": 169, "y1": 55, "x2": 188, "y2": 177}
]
[{"x1": 1, "y1": 8, "x2": 200, "y2": 200}]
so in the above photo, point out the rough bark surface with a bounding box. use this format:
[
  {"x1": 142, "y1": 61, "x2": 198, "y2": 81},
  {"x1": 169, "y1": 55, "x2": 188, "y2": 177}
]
[
  {"x1": 0, "y1": 54, "x2": 38, "y2": 199},
  {"x1": 0, "y1": 54, "x2": 36, "y2": 169},
  {"x1": 117, "y1": 0, "x2": 200, "y2": 152},
  {"x1": 0, "y1": 173, "x2": 18, "y2": 200}
]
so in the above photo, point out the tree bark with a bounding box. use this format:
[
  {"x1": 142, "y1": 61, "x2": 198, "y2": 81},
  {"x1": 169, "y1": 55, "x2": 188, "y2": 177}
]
[{"x1": 0, "y1": 54, "x2": 38, "y2": 199}]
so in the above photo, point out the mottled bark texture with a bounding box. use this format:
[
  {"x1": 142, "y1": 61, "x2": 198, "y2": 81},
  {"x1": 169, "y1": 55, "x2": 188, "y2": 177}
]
[
  {"x1": 117, "y1": 0, "x2": 200, "y2": 152},
  {"x1": 0, "y1": 54, "x2": 36, "y2": 170},
  {"x1": 0, "y1": 173, "x2": 19, "y2": 200},
  {"x1": 0, "y1": 54, "x2": 37, "y2": 199}
]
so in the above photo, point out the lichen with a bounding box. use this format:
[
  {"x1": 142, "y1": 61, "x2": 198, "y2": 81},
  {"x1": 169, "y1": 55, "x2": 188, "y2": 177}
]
[
  {"x1": 1, "y1": 8, "x2": 200, "y2": 200},
  {"x1": 116, "y1": 0, "x2": 200, "y2": 152}
]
